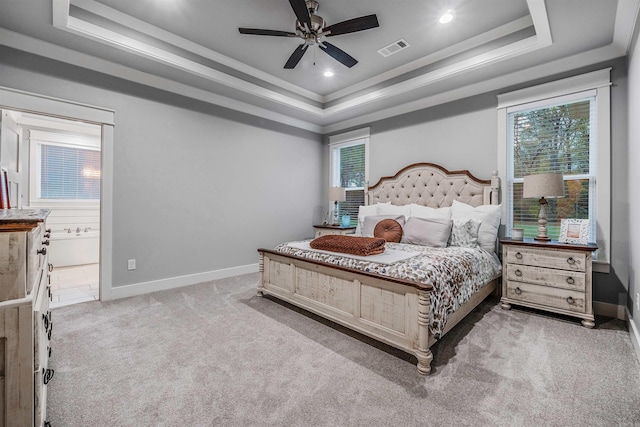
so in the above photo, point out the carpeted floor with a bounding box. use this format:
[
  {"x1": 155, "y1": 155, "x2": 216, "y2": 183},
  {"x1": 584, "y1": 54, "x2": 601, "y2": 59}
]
[{"x1": 47, "y1": 273, "x2": 640, "y2": 426}]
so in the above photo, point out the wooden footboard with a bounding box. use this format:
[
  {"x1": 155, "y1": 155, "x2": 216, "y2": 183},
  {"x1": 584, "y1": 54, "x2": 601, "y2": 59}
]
[
  {"x1": 258, "y1": 249, "x2": 498, "y2": 375},
  {"x1": 259, "y1": 249, "x2": 438, "y2": 374}
]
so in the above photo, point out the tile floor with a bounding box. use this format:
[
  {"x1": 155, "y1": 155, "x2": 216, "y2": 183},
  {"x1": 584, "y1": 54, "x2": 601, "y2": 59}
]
[{"x1": 49, "y1": 263, "x2": 99, "y2": 309}]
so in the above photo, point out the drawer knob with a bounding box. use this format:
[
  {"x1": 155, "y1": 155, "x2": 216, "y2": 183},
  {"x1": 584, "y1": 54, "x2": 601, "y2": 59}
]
[
  {"x1": 515, "y1": 252, "x2": 523, "y2": 260},
  {"x1": 42, "y1": 239, "x2": 50, "y2": 246},
  {"x1": 514, "y1": 287, "x2": 522, "y2": 295},
  {"x1": 567, "y1": 257, "x2": 576, "y2": 265},
  {"x1": 566, "y1": 296, "x2": 576, "y2": 305},
  {"x1": 515, "y1": 269, "x2": 523, "y2": 277},
  {"x1": 44, "y1": 232, "x2": 51, "y2": 238},
  {"x1": 37, "y1": 247, "x2": 47, "y2": 255},
  {"x1": 42, "y1": 368, "x2": 54, "y2": 385},
  {"x1": 566, "y1": 277, "x2": 575, "y2": 285}
]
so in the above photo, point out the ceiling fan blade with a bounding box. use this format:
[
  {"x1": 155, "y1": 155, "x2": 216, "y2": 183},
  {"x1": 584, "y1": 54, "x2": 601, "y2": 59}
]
[
  {"x1": 239, "y1": 28, "x2": 296, "y2": 37},
  {"x1": 319, "y1": 42, "x2": 357, "y2": 68},
  {"x1": 324, "y1": 14, "x2": 379, "y2": 36},
  {"x1": 289, "y1": 0, "x2": 312, "y2": 29},
  {"x1": 284, "y1": 44, "x2": 309, "y2": 69}
]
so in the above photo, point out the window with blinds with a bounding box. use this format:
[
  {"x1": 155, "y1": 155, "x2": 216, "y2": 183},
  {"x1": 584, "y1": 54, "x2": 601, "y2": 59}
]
[
  {"x1": 40, "y1": 143, "x2": 101, "y2": 200},
  {"x1": 330, "y1": 139, "x2": 367, "y2": 226},
  {"x1": 507, "y1": 95, "x2": 595, "y2": 240}
]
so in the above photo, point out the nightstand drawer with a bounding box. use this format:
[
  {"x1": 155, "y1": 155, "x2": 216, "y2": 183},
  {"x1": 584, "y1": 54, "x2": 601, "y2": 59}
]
[
  {"x1": 505, "y1": 246, "x2": 587, "y2": 272},
  {"x1": 505, "y1": 264, "x2": 586, "y2": 291},
  {"x1": 505, "y1": 281, "x2": 587, "y2": 313}
]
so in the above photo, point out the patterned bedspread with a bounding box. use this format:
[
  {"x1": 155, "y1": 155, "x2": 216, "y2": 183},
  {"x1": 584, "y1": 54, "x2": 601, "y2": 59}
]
[{"x1": 273, "y1": 241, "x2": 502, "y2": 338}]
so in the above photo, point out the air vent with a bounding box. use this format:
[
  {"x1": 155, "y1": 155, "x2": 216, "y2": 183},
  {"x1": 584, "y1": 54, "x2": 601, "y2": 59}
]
[{"x1": 377, "y1": 39, "x2": 410, "y2": 57}]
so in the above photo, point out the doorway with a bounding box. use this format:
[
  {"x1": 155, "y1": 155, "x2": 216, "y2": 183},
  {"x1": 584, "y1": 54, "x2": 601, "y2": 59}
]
[{"x1": 1, "y1": 110, "x2": 102, "y2": 307}]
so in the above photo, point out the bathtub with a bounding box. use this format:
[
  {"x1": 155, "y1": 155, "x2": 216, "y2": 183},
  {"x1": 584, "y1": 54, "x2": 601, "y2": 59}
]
[{"x1": 48, "y1": 228, "x2": 100, "y2": 267}]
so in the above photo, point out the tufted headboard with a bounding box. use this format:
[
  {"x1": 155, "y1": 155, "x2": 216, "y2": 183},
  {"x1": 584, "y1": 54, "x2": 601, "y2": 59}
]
[{"x1": 368, "y1": 163, "x2": 499, "y2": 208}]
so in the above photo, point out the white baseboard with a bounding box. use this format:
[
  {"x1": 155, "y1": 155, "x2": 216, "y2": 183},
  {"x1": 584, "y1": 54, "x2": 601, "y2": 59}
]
[
  {"x1": 593, "y1": 301, "x2": 627, "y2": 320},
  {"x1": 628, "y1": 309, "x2": 640, "y2": 365},
  {"x1": 107, "y1": 263, "x2": 259, "y2": 300}
]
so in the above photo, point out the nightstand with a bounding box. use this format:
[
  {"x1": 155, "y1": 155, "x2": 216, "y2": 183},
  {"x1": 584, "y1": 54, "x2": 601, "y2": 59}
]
[
  {"x1": 500, "y1": 238, "x2": 598, "y2": 328},
  {"x1": 313, "y1": 224, "x2": 356, "y2": 238}
]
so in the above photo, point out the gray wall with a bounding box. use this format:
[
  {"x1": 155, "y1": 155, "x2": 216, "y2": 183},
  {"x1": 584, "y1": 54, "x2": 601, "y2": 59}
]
[
  {"x1": 0, "y1": 47, "x2": 324, "y2": 288},
  {"x1": 345, "y1": 58, "x2": 629, "y2": 307}
]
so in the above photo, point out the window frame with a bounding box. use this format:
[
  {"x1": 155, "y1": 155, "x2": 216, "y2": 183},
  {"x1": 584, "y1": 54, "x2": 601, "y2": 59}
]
[
  {"x1": 28, "y1": 130, "x2": 101, "y2": 206},
  {"x1": 328, "y1": 128, "x2": 370, "y2": 224},
  {"x1": 497, "y1": 69, "x2": 611, "y2": 269}
]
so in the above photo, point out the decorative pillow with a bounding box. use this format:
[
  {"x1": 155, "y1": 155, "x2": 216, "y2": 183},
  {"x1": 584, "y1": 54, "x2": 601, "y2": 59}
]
[
  {"x1": 362, "y1": 215, "x2": 406, "y2": 237},
  {"x1": 373, "y1": 219, "x2": 403, "y2": 243},
  {"x1": 410, "y1": 204, "x2": 452, "y2": 220},
  {"x1": 449, "y1": 218, "x2": 482, "y2": 248},
  {"x1": 401, "y1": 217, "x2": 453, "y2": 247},
  {"x1": 377, "y1": 203, "x2": 412, "y2": 219},
  {"x1": 451, "y1": 200, "x2": 501, "y2": 252},
  {"x1": 356, "y1": 204, "x2": 379, "y2": 235}
]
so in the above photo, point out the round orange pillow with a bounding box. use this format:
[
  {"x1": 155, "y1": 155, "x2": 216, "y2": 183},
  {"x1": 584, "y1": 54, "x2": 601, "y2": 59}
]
[{"x1": 373, "y1": 219, "x2": 403, "y2": 243}]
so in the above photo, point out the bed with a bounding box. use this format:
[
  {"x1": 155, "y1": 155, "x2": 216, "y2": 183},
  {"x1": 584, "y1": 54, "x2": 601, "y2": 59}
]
[{"x1": 257, "y1": 163, "x2": 501, "y2": 374}]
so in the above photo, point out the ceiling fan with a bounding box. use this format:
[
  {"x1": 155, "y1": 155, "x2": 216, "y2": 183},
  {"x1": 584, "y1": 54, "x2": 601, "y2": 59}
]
[{"x1": 238, "y1": 0, "x2": 379, "y2": 69}]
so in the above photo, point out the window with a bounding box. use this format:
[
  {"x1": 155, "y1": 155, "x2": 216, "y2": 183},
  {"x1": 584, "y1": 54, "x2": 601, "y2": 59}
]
[
  {"x1": 40, "y1": 144, "x2": 101, "y2": 200},
  {"x1": 329, "y1": 128, "x2": 369, "y2": 226},
  {"x1": 29, "y1": 131, "x2": 101, "y2": 203},
  {"x1": 498, "y1": 69, "x2": 611, "y2": 266}
]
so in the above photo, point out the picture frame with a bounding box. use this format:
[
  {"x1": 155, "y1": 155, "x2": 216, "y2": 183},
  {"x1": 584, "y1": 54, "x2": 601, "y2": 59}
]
[{"x1": 558, "y1": 218, "x2": 590, "y2": 244}]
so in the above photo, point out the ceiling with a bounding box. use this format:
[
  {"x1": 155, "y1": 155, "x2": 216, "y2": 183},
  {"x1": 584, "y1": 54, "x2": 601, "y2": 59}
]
[{"x1": 0, "y1": 0, "x2": 638, "y2": 133}]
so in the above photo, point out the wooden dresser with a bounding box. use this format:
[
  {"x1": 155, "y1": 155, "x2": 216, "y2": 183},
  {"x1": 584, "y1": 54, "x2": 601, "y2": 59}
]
[
  {"x1": 0, "y1": 209, "x2": 52, "y2": 426},
  {"x1": 500, "y1": 238, "x2": 598, "y2": 328}
]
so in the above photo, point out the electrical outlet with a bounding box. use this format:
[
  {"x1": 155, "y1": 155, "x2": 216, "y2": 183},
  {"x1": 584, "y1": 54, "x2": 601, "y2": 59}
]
[
  {"x1": 636, "y1": 293, "x2": 640, "y2": 311},
  {"x1": 127, "y1": 259, "x2": 136, "y2": 271}
]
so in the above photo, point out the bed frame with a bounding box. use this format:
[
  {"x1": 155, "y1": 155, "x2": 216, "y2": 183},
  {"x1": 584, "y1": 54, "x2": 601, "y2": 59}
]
[{"x1": 258, "y1": 163, "x2": 500, "y2": 374}]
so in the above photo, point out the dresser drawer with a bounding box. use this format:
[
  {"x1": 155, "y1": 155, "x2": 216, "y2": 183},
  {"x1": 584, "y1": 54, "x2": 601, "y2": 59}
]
[
  {"x1": 505, "y1": 246, "x2": 587, "y2": 272},
  {"x1": 505, "y1": 281, "x2": 587, "y2": 314},
  {"x1": 27, "y1": 224, "x2": 46, "y2": 295},
  {"x1": 505, "y1": 264, "x2": 586, "y2": 291}
]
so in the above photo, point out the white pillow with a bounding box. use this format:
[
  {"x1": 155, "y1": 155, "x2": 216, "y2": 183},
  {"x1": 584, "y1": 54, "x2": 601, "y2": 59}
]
[
  {"x1": 356, "y1": 204, "x2": 379, "y2": 235},
  {"x1": 377, "y1": 203, "x2": 412, "y2": 218},
  {"x1": 410, "y1": 204, "x2": 452, "y2": 220},
  {"x1": 362, "y1": 215, "x2": 406, "y2": 237},
  {"x1": 451, "y1": 200, "x2": 501, "y2": 252},
  {"x1": 401, "y1": 217, "x2": 452, "y2": 247}
]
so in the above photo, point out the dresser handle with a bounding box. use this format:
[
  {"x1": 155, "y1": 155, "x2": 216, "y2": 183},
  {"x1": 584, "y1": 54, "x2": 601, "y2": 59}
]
[
  {"x1": 566, "y1": 257, "x2": 575, "y2": 265},
  {"x1": 37, "y1": 247, "x2": 47, "y2": 255},
  {"x1": 44, "y1": 232, "x2": 51, "y2": 238},
  {"x1": 566, "y1": 277, "x2": 575, "y2": 285},
  {"x1": 566, "y1": 296, "x2": 575, "y2": 305},
  {"x1": 48, "y1": 346, "x2": 52, "y2": 358},
  {"x1": 48, "y1": 263, "x2": 54, "y2": 272},
  {"x1": 42, "y1": 239, "x2": 50, "y2": 246},
  {"x1": 514, "y1": 287, "x2": 522, "y2": 295},
  {"x1": 43, "y1": 368, "x2": 54, "y2": 385},
  {"x1": 515, "y1": 252, "x2": 523, "y2": 260},
  {"x1": 42, "y1": 314, "x2": 49, "y2": 330},
  {"x1": 515, "y1": 269, "x2": 522, "y2": 277}
]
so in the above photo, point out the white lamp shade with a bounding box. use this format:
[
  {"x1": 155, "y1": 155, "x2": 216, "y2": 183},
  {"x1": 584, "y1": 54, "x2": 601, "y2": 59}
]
[
  {"x1": 328, "y1": 187, "x2": 346, "y2": 202},
  {"x1": 523, "y1": 173, "x2": 565, "y2": 199}
]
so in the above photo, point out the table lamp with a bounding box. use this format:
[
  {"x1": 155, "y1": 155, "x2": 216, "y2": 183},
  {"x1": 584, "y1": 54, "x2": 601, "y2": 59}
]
[
  {"x1": 328, "y1": 187, "x2": 346, "y2": 226},
  {"x1": 523, "y1": 173, "x2": 565, "y2": 241}
]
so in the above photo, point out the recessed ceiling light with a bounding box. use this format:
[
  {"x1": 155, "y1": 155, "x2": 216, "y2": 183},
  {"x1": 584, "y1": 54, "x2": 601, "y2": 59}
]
[
  {"x1": 439, "y1": 10, "x2": 455, "y2": 24},
  {"x1": 324, "y1": 70, "x2": 334, "y2": 77}
]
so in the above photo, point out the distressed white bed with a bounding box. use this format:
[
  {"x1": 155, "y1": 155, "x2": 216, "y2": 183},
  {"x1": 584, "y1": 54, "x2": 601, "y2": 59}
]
[{"x1": 257, "y1": 163, "x2": 501, "y2": 374}]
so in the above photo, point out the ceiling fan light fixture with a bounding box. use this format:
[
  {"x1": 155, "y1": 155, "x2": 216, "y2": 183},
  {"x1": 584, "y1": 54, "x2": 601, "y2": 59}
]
[{"x1": 439, "y1": 10, "x2": 455, "y2": 24}]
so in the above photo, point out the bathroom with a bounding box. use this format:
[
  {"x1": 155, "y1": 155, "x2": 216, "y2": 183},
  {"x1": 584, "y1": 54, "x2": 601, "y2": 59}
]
[{"x1": 1, "y1": 110, "x2": 102, "y2": 306}]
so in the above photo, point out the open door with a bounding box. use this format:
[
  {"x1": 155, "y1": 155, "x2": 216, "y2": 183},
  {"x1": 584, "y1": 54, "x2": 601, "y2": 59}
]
[{"x1": 0, "y1": 110, "x2": 23, "y2": 208}]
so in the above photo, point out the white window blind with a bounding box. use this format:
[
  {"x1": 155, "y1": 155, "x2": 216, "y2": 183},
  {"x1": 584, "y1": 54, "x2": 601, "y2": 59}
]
[
  {"x1": 329, "y1": 129, "x2": 369, "y2": 226},
  {"x1": 40, "y1": 143, "x2": 101, "y2": 200},
  {"x1": 507, "y1": 94, "x2": 596, "y2": 241}
]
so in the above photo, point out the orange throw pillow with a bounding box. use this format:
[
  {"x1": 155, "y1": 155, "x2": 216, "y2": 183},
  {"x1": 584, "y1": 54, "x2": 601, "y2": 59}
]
[{"x1": 373, "y1": 219, "x2": 403, "y2": 243}]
